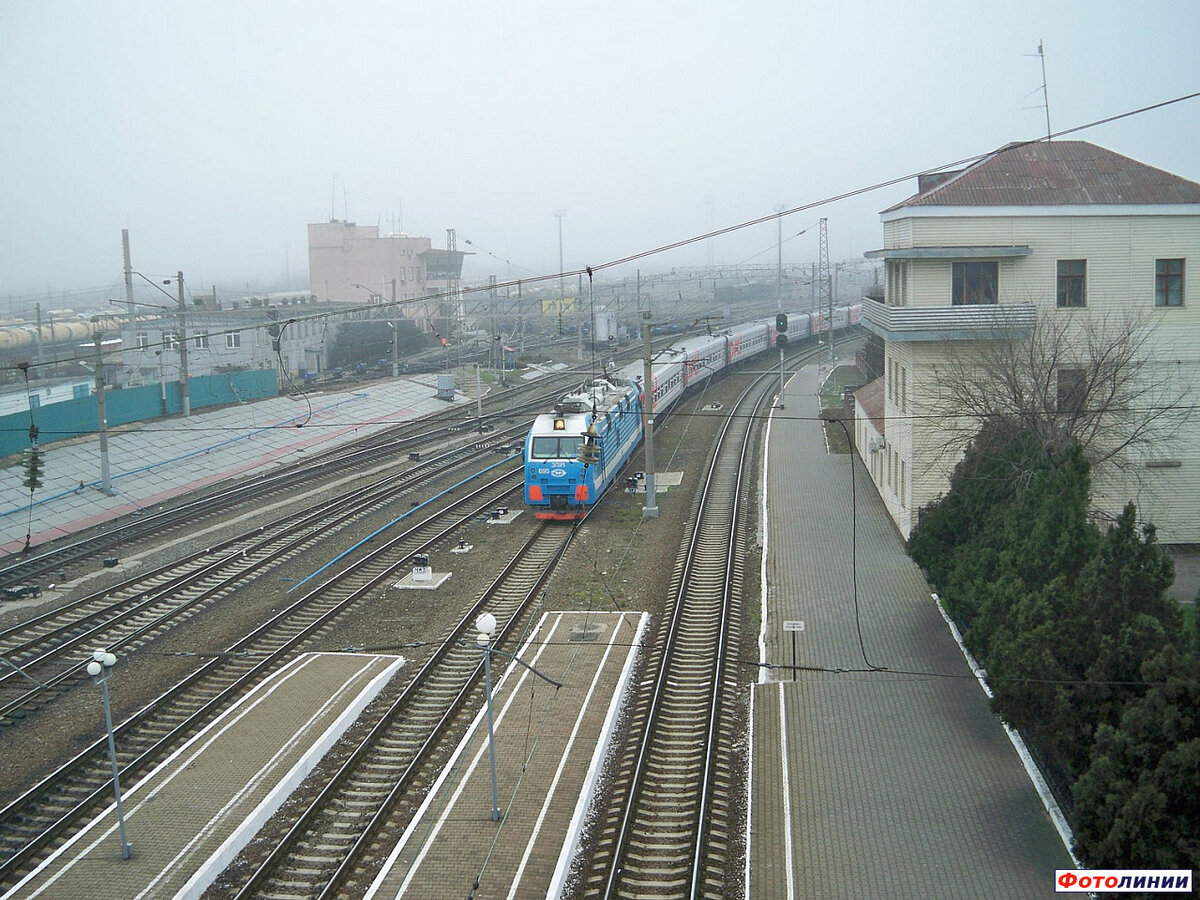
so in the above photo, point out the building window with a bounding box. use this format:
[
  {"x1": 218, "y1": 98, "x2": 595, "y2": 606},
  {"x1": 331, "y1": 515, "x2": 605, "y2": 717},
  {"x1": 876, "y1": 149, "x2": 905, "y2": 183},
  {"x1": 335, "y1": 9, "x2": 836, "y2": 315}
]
[
  {"x1": 886, "y1": 260, "x2": 908, "y2": 305},
  {"x1": 1057, "y1": 368, "x2": 1087, "y2": 416},
  {"x1": 1155, "y1": 258, "x2": 1184, "y2": 306},
  {"x1": 952, "y1": 261, "x2": 998, "y2": 305},
  {"x1": 165, "y1": 331, "x2": 180, "y2": 350},
  {"x1": 226, "y1": 332, "x2": 241, "y2": 349},
  {"x1": 193, "y1": 331, "x2": 209, "y2": 350},
  {"x1": 136, "y1": 332, "x2": 149, "y2": 349},
  {"x1": 1057, "y1": 260, "x2": 1086, "y2": 307}
]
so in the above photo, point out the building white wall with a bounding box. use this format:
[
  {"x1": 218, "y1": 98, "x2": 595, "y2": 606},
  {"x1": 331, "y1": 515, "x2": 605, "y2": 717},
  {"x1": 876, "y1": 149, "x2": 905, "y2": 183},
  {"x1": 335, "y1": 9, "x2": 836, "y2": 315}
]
[{"x1": 868, "y1": 210, "x2": 1200, "y2": 542}]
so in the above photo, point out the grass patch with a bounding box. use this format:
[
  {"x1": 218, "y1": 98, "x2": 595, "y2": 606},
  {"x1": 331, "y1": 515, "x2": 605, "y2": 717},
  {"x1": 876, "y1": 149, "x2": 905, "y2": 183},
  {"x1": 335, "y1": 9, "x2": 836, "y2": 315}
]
[
  {"x1": 817, "y1": 364, "x2": 867, "y2": 408},
  {"x1": 818, "y1": 364, "x2": 865, "y2": 454}
]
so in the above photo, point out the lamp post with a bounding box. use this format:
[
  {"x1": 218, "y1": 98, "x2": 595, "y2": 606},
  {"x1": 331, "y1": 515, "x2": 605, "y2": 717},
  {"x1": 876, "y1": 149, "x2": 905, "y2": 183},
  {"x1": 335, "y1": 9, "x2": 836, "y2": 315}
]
[
  {"x1": 469, "y1": 612, "x2": 563, "y2": 823},
  {"x1": 386, "y1": 321, "x2": 400, "y2": 377},
  {"x1": 475, "y1": 613, "x2": 501, "y2": 822},
  {"x1": 87, "y1": 650, "x2": 133, "y2": 859},
  {"x1": 128, "y1": 272, "x2": 190, "y2": 417},
  {"x1": 92, "y1": 332, "x2": 114, "y2": 495},
  {"x1": 173, "y1": 271, "x2": 190, "y2": 417}
]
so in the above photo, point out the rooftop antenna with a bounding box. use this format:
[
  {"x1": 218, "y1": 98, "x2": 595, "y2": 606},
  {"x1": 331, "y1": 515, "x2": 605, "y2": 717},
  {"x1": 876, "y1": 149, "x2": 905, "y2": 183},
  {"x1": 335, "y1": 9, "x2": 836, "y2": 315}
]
[{"x1": 1025, "y1": 40, "x2": 1052, "y2": 141}]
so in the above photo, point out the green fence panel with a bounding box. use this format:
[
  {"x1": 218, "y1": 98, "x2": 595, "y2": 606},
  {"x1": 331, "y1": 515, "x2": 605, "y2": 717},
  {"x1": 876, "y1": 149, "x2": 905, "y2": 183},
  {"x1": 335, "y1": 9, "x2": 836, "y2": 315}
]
[{"x1": 0, "y1": 370, "x2": 278, "y2": 459}]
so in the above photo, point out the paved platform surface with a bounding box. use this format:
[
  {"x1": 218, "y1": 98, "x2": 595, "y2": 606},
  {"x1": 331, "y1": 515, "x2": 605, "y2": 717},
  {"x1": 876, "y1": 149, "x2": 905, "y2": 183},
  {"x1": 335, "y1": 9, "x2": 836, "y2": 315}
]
[
  {"x1": 3, "y1": 652, "x2": 404, "y2": 900},
  {"x1": 366, "y1": 610, "x2": 647, "y2": 900},
  {"x1": 749, "y1": 363, "x2": 1075, "y2": 899},
  {"x1": 0, "y1": 376, "x2": 467, "y2": 557}
]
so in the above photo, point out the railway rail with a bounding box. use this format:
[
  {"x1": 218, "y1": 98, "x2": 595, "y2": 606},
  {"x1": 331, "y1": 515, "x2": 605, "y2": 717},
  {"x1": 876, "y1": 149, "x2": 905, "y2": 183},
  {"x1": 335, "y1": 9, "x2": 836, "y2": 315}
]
[
  {"x1": 575, "y1": 343, "x2": 823, "y2": 898},
  {"x1": 1, "y1": 332, "x2": 849, "y2": 896},
  {"x1": 0, "y1": 461, "x2": 526, "y2": 888},
  {"x1": 0, "y1": 422, "x2": 529, "y2": 723},
  {"x1": 229, "y1": 522, "x2": 574, "y2": 899},
  {"x1": 0, "y1": 376, "x2": 572, "y2": 590}
]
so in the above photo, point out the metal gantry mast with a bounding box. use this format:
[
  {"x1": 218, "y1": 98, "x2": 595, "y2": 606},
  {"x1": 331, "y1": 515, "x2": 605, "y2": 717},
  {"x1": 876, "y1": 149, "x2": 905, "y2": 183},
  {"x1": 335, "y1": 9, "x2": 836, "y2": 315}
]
[{"x1": 817, "y1": 217, "x2": 833, "y2": 364}]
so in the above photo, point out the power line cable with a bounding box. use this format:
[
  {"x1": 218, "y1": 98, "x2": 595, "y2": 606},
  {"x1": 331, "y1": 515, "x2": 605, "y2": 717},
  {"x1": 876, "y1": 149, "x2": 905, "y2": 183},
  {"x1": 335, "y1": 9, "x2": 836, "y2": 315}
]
[{"x1": 13, "y1": 89, "x2": 1193, "y2": 384}]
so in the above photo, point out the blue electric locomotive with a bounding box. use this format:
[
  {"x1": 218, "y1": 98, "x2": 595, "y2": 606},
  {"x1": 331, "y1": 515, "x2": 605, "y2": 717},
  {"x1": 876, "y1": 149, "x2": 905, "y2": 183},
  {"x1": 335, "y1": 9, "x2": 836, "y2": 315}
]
[{"x1": 524, "y1": 374, "x2": 644, "y2": 519}]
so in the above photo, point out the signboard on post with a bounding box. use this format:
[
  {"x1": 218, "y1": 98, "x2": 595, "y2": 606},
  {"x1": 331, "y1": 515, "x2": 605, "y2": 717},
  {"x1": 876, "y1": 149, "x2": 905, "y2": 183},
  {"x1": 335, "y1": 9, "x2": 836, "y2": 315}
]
[{"x1": 783, "y1": 620, "x2": 804, "y2": 680}]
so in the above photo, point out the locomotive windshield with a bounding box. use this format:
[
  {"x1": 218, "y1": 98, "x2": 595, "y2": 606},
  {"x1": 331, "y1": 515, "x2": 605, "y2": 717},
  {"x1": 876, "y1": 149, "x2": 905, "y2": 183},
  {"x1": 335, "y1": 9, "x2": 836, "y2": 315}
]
[{"x1": 531, "y1": 436, "x2": 579, "y2": 460}]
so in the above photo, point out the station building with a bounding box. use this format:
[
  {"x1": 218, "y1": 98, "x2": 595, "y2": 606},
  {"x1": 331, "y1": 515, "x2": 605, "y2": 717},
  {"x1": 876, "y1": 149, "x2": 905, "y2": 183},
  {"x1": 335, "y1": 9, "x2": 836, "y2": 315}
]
[{"x1": 855, "y1": 140, "x2": 1200, "y2": 543}]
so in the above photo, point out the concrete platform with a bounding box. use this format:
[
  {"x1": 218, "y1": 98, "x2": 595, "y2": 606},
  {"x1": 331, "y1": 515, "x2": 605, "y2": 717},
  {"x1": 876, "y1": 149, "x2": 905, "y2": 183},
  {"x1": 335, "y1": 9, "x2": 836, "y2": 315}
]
[
  {"x1": 3, "y1": 652, "x2": 404, "y2": 900},
  {"x1": 365, "y1": 610, "x2": 648, "y2": 899},
  {"x1": 0, "y1": 377, "x2": 467, "y2": 557},
  {"x1": 749, "y1": 364, "x2": 1075, "y2": 899}
]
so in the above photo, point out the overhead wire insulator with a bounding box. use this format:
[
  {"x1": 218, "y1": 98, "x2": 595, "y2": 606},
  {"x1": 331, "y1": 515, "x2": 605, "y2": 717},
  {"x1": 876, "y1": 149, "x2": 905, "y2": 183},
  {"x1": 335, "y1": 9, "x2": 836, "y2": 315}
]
[
  {"x1": 577, "y1": 424, "x2": 600, "y2": 465},
  {"x1": 577, "y1": 401, "x2": 601, "y2": 466},
  {"x1": 22, "y1": 446, "x2": 44, "y2": 492}
]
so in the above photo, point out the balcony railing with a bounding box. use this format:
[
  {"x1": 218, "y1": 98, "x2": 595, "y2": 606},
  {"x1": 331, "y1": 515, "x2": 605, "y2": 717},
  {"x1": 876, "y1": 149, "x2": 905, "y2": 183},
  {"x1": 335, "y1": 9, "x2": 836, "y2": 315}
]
[{"x1": 861, "y1": 297, "x2": 1036, "y2": 341}]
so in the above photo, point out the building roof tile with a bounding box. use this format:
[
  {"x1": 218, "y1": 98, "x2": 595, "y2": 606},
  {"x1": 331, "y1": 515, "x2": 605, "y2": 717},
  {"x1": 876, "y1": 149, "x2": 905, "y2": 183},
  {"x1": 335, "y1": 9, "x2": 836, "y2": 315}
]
[{"x1": 885, "y1": 141, "x2": 1200, "y2": 211}]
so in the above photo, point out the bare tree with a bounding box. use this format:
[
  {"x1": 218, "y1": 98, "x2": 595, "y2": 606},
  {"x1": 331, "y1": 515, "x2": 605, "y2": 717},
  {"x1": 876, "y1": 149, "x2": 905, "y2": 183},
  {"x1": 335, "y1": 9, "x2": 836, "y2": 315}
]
[{"x1": 922, "y1": 307, "x2": 1192, "y2": 493}]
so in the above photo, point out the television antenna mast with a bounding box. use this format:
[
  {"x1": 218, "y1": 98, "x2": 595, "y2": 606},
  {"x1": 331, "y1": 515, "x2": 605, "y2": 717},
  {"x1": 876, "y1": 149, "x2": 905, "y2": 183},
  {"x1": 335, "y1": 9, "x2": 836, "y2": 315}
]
[{"x1": 1025, "y1": 40, "x2": 1052, "y2": 141}]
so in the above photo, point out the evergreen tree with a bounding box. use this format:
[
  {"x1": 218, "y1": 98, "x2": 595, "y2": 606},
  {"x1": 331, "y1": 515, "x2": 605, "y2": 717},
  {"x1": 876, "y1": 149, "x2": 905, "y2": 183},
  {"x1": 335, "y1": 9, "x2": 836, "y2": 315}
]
[{"x1": 1073, "y1": 643, "x2": 1200, "y2": 869}]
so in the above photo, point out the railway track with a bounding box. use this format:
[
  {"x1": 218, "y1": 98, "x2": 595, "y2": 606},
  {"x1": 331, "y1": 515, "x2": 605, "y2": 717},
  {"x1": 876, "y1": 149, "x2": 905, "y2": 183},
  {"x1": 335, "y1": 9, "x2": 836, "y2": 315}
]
[
  {"x1": 0, "y1": 376, "x2": 570, "y2": 590},
  {"x1": 0, "y1": 424, "x2": 528, "y2": 723},
  {"x1": 0, "y1": 463, "x2": 526, "y2": 888},
  {"x1": 229, "y1": 522, "x2": 575, "y2": 899},
  {"x1": 575, "y1": 347, "x2": 814, "y2": 898},
  {"x1": 2, "y1": 332, "x2": 842, "y2": 896}
]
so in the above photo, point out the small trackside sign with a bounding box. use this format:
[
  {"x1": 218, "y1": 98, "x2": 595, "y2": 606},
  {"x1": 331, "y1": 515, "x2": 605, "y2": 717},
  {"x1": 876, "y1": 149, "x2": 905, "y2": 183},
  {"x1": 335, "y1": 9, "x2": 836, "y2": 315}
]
[{"x1": 783, "y1": 620, "x2": 805, "y2": 632}]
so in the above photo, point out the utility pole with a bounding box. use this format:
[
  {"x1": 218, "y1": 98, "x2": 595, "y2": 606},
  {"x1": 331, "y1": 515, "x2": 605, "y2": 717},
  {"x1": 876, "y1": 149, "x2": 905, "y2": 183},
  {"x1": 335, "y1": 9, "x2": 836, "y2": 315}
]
[
  {"x1": 517, "y1": 280, "x2": 524, "y2": 354},
  {"x1": 475, "y1": 363, "x2": 483, "y2": 432},
  {"x1": 446, "y1": 227, "x2": 460, "y2": 338},
  {"x1": 175, "y1": 272, "x2": 190, "y2": 417},
  {"x1": 122, "y1": 229, "x2": 135, "y2": 330},
  {"x1": 776, "y1": 205, "x2": 784, "y2": 312},
  {"x1": 555, "y1": 210, "x2": 566, "y2": 302},
  {"x1": 93, "y1": 333, "x2": 114, "y2": 495},
  {"x1": 489, "y1": 275, "x2": 498, "y2": 381},
  {"x1": 641, "y1": 311, "x2": 658, "y2": 518},
  {"x1": 35, "y1": 304, "x2": 44, "y2": 369},
  {"x1": 391, "y1": 278, "x2": 399, "y2": 377}
]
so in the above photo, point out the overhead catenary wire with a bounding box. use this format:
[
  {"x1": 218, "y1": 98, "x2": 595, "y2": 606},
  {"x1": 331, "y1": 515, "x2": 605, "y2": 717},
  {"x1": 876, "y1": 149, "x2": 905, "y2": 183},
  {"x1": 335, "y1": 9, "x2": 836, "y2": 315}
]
[{"x1": 6, "y1": 90, "x2": 1197, "y2": 384}]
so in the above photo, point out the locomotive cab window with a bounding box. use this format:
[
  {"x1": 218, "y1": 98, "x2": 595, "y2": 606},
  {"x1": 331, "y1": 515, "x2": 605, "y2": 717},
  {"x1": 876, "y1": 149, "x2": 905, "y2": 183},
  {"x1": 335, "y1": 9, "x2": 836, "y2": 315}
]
[{"x1": 531, "y1": 436, "x2": 576, "y2": 459}]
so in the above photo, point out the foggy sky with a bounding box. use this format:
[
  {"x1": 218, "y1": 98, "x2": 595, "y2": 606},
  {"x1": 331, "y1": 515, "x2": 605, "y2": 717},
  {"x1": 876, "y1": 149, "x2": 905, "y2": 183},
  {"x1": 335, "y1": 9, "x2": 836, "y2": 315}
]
[{"x1": 3, "y1": 0, "x2": 1198, "y2": 306}]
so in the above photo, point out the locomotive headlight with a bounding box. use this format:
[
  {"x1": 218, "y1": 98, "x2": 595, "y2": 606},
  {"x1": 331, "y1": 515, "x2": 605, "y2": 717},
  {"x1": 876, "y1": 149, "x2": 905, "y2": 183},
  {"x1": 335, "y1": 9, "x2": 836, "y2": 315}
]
[{"x1": 553, "y1": 418, "x2": 565, "y2": 431}]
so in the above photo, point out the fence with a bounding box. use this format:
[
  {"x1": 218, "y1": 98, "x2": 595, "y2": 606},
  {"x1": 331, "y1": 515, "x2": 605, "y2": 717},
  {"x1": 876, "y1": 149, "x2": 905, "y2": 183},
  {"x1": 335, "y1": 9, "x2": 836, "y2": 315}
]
[{"x1": 0, "y1": 370, "x2": 278, "y2": 459}]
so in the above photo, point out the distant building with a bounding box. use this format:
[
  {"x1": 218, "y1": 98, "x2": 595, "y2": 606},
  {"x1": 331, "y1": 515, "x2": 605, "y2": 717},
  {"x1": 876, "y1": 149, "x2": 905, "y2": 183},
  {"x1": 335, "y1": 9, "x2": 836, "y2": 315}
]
[
  {"x1": 307, "y1": 221, "x2": 466, "y2": 332},
  {"x1": 116, "y1": 294, "x2": 339, "y2": 381},
  {"x1": 855, "y1": 141, "x2": 1200, "y2": 542}
]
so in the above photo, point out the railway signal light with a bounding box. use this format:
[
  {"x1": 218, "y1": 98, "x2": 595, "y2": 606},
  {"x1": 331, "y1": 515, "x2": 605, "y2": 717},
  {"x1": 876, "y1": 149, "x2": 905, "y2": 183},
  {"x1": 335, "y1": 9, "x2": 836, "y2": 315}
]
[
  {"x1": 776, "y1": 313, "x2": 788, "y2": 333},
  {"x1": 22, "y1": 447, "x2": 43, "y2": 492}
]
